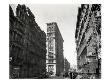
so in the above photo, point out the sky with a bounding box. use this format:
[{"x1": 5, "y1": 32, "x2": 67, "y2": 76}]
[{"x1": 10, "y1": 4, "x2": 80, "y2": 66}]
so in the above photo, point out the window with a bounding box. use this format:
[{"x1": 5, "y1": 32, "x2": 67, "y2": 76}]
[
  {"x1": 49, "y1": 65, "x2": 54, "y2": 68},
  {"x1": 48, "y1": 55, "x2": 54, "y2": 59},
  {"x1": 47, "y1": 33, "x2": 52, "y2": 37},
  {"x1": 48, "y1": 60, "x2": 53, "y2": 63},
  {"x1": 51, "y1": 27, "x2": 54, "y2": 32},
  {"x1": 47, "y1": 27, "x2": 51, "y2": 32},
  {"x1": 48, "y1": 65, "x2": 54, "y2": 74},
  {"x1": 51, "y1": 27, "x2": 53, "y2": 31},
  {"x1": 48, "y1": 44, "x2": 54, "y2": 51}
]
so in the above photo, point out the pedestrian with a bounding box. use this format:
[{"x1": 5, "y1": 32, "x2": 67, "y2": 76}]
[
  {"x1": 69, "y1": 72, "x2": 73, "y2": 79},
  {"x1": 73, "y1": 72, "x2": 78, "y2": 79}
]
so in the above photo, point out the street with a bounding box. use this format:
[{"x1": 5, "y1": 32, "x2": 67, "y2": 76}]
[{"x1": 49, "y1": 76, "x2": 70, "y2": 79}]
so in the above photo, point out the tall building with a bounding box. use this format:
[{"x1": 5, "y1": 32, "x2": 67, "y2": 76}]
[
  {"x1": 64, "y1": 58, "x2": 70, "y2": 73},
  {"x1": 9, "y1": 4, "x2": 46, "y2": 78},
  {"x1": 46, "y1": 22, "x2": 64, "y2": 76},
  {"x1": 75, "y1": 4, "x2": 101, "y2": 78}
]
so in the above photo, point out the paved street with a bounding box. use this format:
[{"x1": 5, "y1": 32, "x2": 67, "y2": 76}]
[{"x1": 49, "y1": 76, "x2": 70, "y2": 79}]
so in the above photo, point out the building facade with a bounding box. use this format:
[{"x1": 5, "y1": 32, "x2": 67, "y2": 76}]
[
  {"x1": 46, "y1": 22, "x2": 64, "y2": 76},
  {"x1": 9, "y1": 4, "x2": 46, "y2": 78},
  {"x1": 75, "y1": 4, "x2": 101, "y2": 78},
  {"x1": 64, "y1": 58, "x2": 70, "y2": 73}
]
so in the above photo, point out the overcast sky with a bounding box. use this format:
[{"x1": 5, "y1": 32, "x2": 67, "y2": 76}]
[{"x1": 11, "y1": 4, "x2": 80, "y2": 66}]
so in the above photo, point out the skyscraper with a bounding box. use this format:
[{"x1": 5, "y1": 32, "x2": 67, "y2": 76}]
[
  {"x1": 9, "y1": 4, "x2": 46, "y2": 78},
  {"x1": 46, "y1": 22, "x2": 64, "y2": 76},
  {"x1": 75, "y1": 4, "x2": 101, "y2": 78}
]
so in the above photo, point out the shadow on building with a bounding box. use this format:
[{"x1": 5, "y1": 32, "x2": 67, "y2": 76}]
[
  {"x1": 75, "y1": 4, "x2": 101, "y2": 79},
  {"x1": 9, "y1": 4, "x2": 46, "y2": 79}
]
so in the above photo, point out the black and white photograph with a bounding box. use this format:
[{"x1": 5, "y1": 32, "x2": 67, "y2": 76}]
[{"x1": 9, "y1": 4, "x2": 101, "y2": 79}]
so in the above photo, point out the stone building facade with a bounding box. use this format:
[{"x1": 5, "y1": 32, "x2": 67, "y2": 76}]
[
  {"x1": 46, "y1": 22, "x2": 64, "y2": 76},
  {"x1": 9, "y1": 4, "x2": 46, "y2": 78},
  {"x1": 75, "y1": 4, "x2": 101, "y2": 78}
]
